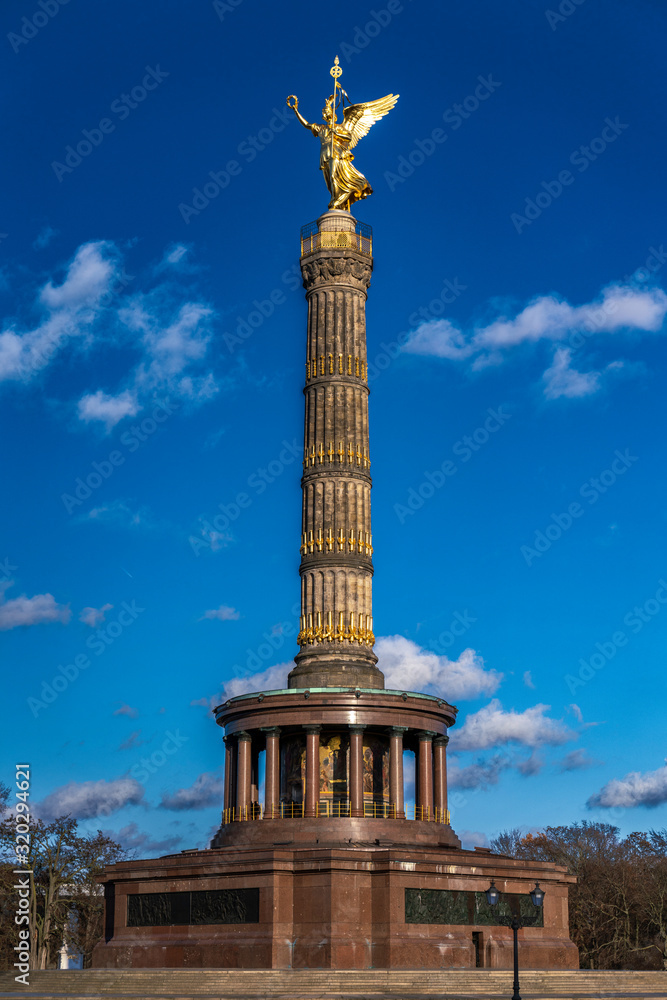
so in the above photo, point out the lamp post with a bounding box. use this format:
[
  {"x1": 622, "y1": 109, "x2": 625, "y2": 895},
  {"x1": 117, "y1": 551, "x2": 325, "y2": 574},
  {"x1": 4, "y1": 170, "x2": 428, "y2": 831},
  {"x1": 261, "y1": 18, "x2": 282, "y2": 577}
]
[{"x1": 485, "y1": 880, "x2": 545, "y2": 1000}]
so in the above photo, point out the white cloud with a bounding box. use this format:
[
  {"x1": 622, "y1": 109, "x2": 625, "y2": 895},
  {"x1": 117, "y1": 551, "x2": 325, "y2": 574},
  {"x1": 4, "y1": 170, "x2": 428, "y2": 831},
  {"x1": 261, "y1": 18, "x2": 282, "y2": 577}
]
[
  {"x1": 164, "y1": 244, "x2": 189, "y2": 266},
  {"x1": 41, "y1": 241, "x2": 118, "y2": 310},
  {"x1": 77, "y1": 389, "x2": 139, "y2": 429},
  {"x1": 37, "y1": 776, "x2": 144, "y2": 821},
  {"x1": 79, "y1": 603, "x2": 113, "y2": 627},
  {"x1": 587, "y1": 762, "x2": 667, "y2": 809},
  {"x1": 569, "y1": 703, "x2": 584, "y2": 724},
  {"x1": 0, "y1": 238, "x2": 218, "y2": 428},
  {"x1": 542, "y1": 347, "x2": 624, "y2": 400},
  {"x1": 402, "y1": 318, "x2": 473, "y2": 360},
  {"x1": 377, "y1": 636, "x2": 502, "y2": 701},
  {"x1": 222, "y1": 662, "x2": 290, "y2": 700},
  {"x1": 121, "y1": 295, "x2": 217, "y2": 401},
  {"x1": 452, "y1": 698, "x2": 575, "y2": 751},
  {"x1": 474, "y1": 285, "x2": 667, "y2": 350},
  {"x1": 0, "y1": 586, "x2": 70, "y2": 630},
  {"x1": 159, "y1": 771, "x2": 223, "y2": 811},
  {"x1": 0, "y1": 241, "x2": 120, "y2": 383},
  {"x1": 79, "y1": 292, "x2": 218, "y2": 429},
  {"x1": 403, "y1": 283, "x2": 667, "y2": 398},
  {"x1": 199, "y1": 604, "x2": 240, "y2": 622},
  {"x1": 523, "y1": 670, "x2": 535, "y2": 689}
]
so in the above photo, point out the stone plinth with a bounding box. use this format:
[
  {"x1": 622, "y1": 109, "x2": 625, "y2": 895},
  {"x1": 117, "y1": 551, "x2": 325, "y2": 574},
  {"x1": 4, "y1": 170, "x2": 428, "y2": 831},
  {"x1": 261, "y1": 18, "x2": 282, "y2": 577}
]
[{"x1": 93, "y1": 843, "x2": 578, "y2": 970}]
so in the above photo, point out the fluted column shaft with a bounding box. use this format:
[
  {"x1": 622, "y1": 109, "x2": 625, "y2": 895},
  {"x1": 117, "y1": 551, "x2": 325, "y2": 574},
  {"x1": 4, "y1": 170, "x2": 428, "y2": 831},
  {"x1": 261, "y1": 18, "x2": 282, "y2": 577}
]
[{"x1": 289, "y1": 210, "x2": 383, "y2": 691}]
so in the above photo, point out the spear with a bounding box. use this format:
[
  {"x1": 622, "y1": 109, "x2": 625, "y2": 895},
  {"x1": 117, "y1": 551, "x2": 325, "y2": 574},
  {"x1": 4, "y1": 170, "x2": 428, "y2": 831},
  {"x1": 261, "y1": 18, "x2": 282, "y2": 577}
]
[{"x1": 329, "y1": 55, "x2": 342, "y2": 175}]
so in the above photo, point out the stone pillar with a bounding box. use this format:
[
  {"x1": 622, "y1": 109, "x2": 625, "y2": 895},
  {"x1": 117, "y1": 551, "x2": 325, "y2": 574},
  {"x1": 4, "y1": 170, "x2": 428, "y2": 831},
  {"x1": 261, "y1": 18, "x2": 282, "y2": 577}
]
[
  {"x1": 289, "y1": 210, "x2": 383, "y2": 691},
  {"x1": 250, "y1": 743, "x2": 259, "y2": 816},
  {"x1": 304, "y1": 726, "x2": 321, "y2": 818},
  {"x1": 434, "y1": 735, "x2": 449, "y2": 823},
  {"x1": 235, "y1": 732, "x2": 252, "y2": 821},
  {"x1": 223, "y1": 736, "x2": 232, "y2": 816},
  {"x1": 389, "y1": 727, "x2": 407, "y2": 819},
  {"x1": 263, "y1": 727, "x2": 281, "y2": 820},
  {"x1": 417, "y1": 732, "x2": 434, "y2": 821},
  {"x1": 349, "y1": 725, "x2": 365, "y2": 817}
]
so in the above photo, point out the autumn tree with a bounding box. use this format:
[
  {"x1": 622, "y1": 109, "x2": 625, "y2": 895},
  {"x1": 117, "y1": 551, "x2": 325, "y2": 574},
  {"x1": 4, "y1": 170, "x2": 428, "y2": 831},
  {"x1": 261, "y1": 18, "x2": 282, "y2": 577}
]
[{"x1": 491, "y1": 821, "x2": 667, "y2": 970}]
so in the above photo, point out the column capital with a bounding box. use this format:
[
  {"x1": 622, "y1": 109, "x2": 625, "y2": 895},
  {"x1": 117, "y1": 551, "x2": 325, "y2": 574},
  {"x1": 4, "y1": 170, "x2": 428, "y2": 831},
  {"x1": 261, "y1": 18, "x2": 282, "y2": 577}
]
[
  {"x1": 260, "y1": 727, "x2": 282, "y2": 737},
  {"x1": 303, "y1": 724, "x2": 322, "y2": 734},
  {"x1": 237, "y1": 730, "x2": 252, "y2": 743},
  {"x1": 389, "y1": 726, "x2": 408, "y2": 736},
  {"x1": 418, "y1": 730, "x2": 435, "y2": 742},
  {"x1": 434, "y1": 735, "x2": 450, "y2": 747},
  {"x1": 349, "y1": 724, "x2": 366, "y2": 735}
]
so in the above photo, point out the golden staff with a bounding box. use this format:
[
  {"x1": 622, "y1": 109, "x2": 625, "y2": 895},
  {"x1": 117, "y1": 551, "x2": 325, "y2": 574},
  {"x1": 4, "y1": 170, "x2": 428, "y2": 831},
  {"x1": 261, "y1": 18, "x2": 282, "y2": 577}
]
[{"x1": 329, "y1": 55, "x2": 342, "y2": 169}]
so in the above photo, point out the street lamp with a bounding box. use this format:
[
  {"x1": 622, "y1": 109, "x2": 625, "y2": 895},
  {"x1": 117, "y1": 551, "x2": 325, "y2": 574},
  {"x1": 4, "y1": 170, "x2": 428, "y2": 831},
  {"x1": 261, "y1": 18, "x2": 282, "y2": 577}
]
[
  {"x1": 484, "y1": 880, "x2": 545, "y2": 1000},
  {"x1": 485, "y1": 879, "x2": 500, "y2": 907}
]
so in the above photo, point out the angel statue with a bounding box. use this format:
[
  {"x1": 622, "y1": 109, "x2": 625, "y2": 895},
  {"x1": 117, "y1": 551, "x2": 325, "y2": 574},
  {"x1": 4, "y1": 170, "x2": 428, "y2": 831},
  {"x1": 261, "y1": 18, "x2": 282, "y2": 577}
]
[{"x1": 287, "y1": 57, "x2": 398, "y2": 211}]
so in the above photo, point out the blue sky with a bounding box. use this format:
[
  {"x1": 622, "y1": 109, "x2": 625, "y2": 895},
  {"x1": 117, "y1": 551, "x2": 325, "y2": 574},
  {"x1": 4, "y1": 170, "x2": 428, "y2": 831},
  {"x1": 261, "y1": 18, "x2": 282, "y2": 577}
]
[{"x1": 2, "y1": 0, "x2": 667, "y2": 855}]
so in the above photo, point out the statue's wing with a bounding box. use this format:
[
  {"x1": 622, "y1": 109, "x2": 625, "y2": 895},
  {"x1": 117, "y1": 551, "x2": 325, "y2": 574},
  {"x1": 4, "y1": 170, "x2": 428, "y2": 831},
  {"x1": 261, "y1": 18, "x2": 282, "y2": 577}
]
[{"x1": 341, "y1": 94, "x2": 399, "y2": 149}]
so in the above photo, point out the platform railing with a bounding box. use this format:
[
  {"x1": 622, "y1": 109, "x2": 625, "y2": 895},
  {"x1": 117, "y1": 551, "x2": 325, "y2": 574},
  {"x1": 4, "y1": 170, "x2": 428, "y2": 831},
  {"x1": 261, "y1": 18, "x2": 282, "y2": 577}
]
[
  {"x1": 300, "y1": 220, "x2": 372, "y2": 258},
  {"x1": 222, "y1": 803, "x2": 451, "y2": 824}
]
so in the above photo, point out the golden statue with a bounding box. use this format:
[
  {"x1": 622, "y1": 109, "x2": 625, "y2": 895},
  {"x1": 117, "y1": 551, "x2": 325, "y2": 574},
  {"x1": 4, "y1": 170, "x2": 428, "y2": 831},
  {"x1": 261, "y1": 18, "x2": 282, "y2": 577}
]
[{"x1": 287, "y1": 57, "x2": 399, "y2": 211}]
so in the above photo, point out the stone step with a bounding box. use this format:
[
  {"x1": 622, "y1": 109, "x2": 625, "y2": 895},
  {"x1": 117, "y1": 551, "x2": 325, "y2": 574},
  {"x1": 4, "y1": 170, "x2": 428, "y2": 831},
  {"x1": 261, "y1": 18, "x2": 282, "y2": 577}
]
[
  {"x1": 0, "y1": 969, "x2": 665, "y2": 998},
  {"x1": 1, "y1": 991, "x2": 666, "y2": 999}
]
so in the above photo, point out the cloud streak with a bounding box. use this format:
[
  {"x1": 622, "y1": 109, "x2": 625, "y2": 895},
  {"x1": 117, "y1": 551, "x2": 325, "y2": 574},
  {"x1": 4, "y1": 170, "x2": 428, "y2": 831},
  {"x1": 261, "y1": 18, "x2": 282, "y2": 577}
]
[
  {"x1": 159, "y1": 771, "x2": 223, "y2": 811},
  {"x1": 37, "y1": 776, "x2": 144, "y2": 821},
  {"x1": 403, "y1": 283, "x2": 667, "y2": 398},
  {"x1": 0, "y1": 241, "x2": 121, "y2": 383}
]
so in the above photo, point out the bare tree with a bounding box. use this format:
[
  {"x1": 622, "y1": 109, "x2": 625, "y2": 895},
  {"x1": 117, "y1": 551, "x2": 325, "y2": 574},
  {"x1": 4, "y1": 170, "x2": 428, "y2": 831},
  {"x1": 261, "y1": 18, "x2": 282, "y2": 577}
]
[
  {"x1": 0, "y1": 815, "x2": 125, "y2": 970},
  {"x1": 490, "y1": 822, "x2": 667, "y2": 970}
]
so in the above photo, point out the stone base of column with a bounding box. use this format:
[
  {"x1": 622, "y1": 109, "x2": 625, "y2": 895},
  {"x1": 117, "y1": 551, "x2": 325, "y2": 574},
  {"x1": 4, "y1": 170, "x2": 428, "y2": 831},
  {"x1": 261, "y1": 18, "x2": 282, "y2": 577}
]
[
  {"x1": 93, "y1": 841, "x2": 578, "y2": 970},
  {"x1": 289, "y1": 645, "x2": 383, "y2": 690}
]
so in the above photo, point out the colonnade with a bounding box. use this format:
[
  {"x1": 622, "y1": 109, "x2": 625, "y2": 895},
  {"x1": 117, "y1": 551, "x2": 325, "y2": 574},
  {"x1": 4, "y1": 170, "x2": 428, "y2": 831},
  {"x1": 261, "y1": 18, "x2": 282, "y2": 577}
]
[{"x1": 222, "y1": 725, "x2": 450, "y2": 823}]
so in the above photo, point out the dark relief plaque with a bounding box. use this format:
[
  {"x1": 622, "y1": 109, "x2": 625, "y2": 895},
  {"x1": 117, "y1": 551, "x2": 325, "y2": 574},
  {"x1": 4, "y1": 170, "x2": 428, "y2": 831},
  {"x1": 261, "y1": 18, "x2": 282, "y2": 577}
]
[
  {"x1": 405, "y1": 888, "x2": 543, "y2": 927},
  {"x1": 127, "y1": 888, "x2": 259, "y2": 927}
]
